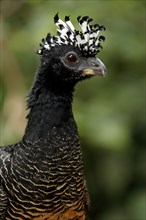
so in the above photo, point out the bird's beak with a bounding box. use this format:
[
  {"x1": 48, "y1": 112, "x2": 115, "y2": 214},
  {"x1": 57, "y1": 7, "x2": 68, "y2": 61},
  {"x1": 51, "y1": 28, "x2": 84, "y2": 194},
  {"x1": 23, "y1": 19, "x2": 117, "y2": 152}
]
[{"x1": 82, "y1": 57, "x2": 107, "y2": 77}]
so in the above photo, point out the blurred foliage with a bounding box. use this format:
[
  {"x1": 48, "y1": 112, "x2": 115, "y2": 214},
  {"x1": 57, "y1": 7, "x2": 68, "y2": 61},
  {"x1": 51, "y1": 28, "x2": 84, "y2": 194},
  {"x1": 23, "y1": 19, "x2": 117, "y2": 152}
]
[{"x1": 0, "y1": 0, "x2": 145, "y2": 219}]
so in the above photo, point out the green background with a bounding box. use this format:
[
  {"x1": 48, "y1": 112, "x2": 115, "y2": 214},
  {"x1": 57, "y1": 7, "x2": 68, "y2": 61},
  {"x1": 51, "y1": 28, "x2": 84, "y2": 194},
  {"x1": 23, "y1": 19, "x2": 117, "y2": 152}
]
[{"x1": 0, "y1": 0, "x2": 145, "y2": 219}]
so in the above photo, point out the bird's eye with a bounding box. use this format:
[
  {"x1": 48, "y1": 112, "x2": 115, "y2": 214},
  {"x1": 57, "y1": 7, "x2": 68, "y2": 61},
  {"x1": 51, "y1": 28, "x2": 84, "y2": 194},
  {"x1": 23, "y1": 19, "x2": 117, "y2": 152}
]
[{"x1": 66, "y1": 52, "x2": 78, "y2": 64}]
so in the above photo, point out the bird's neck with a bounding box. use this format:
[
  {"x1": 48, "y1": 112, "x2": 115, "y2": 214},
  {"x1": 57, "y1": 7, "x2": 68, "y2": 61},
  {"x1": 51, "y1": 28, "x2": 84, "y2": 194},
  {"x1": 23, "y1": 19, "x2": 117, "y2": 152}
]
[{"x1": 23, "y1": 85, "x2": 77, "y2": 143}]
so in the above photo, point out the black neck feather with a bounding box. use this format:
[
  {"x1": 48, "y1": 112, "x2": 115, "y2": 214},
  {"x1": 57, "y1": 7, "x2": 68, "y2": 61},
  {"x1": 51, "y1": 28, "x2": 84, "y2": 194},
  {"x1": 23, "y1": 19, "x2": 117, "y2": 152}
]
[{"x1": 23, "y1": 67, "x2": 76, "y2": 143}]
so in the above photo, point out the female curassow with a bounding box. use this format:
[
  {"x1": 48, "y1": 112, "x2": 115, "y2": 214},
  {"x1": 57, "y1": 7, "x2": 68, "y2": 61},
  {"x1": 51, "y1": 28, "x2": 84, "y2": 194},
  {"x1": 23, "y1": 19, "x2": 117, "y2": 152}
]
[{"x1": 0, "y1": 14, "x2": 106, "y2": 220}]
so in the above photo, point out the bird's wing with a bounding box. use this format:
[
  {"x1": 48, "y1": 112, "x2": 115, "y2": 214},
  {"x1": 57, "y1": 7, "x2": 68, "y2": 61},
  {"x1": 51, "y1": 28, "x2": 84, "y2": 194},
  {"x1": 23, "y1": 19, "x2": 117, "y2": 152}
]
[
  {"x1": 0, "y1": 148, "x2": 12, "y2": 218},
  {"x1": 0, "y1": 183, "x2": 7, "y2": 219},
  {"x1": 0, "y1": 144, "x2": 15, "y2": 154}
]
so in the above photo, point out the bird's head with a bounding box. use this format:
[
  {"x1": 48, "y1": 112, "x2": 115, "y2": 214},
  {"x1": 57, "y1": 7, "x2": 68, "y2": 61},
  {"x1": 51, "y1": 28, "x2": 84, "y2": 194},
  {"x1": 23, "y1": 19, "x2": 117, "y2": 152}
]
[{"x1": 37, "y1": 14, "x2": 106, "y2": 85}]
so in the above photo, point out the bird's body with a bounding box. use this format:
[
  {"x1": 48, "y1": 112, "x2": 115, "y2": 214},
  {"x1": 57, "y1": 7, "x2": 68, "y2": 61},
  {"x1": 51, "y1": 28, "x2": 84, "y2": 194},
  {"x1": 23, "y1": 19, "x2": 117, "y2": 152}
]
[
  {"x1": 0, "y1": 84, "x2": 89, "y2": 219},
  {"x1": 0, "y1": 14, "x2": 106, "y2": 219}
]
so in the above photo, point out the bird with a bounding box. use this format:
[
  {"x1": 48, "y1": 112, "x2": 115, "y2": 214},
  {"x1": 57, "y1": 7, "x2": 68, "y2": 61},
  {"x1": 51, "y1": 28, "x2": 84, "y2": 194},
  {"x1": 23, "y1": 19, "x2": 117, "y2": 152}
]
[{"x1": 0, "y1": 13, "x2": 106, "y2": 220}]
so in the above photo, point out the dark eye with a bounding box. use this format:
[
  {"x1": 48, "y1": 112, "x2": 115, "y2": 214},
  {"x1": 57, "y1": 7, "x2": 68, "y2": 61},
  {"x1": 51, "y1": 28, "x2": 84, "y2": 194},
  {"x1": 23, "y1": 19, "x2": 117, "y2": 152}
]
[{"x1": 66, "y1": 52, "x2": 78, "y2": 64}]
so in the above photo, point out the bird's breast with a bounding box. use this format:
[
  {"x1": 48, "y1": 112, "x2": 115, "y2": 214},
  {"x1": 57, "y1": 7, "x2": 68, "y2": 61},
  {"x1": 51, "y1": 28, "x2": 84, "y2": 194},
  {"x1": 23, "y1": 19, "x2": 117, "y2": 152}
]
[{"x1": 4, "y1": 139, "x2": 89, "y2": 219}]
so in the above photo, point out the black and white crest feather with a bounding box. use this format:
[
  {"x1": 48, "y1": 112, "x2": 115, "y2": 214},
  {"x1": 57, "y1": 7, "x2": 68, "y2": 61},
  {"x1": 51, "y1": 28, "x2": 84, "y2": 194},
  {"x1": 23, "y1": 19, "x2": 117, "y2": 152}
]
[{"x1": 38, "y1": 14, "x2": 106, "y2": 56}]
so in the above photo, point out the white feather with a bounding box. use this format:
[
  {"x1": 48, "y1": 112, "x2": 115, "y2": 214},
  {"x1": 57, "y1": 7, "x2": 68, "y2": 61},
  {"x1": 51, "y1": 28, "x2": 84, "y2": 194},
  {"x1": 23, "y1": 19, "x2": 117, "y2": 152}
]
[
  {"x1": 66, "y1": 20, "x2": 75, "y2": 32},
  {"x1": 55, "y1": 18, "x2": 68, "y2": 29},
  {"x1": 44, "y1": 44, "x2": 51, "y2": 50},
  {"x1": 39, "y1": 15, "x2": 105, "y2": 56},
  {"x1": 80, "y1": 20, "x2": 87, "y2": 34}
]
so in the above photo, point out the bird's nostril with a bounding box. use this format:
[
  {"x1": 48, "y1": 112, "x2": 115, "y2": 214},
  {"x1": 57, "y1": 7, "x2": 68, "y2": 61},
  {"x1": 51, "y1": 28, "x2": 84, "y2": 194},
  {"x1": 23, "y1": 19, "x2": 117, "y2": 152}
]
[{"x1": 92, "y1": 62, "x2": 99, "y2": 67}]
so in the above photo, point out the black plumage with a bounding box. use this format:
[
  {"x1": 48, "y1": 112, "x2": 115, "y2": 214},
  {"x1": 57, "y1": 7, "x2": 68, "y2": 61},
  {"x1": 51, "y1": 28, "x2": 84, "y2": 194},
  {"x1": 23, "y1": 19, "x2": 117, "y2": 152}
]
[{"x1": 0, "y1": 14, "x2": 106, "y2": 220}]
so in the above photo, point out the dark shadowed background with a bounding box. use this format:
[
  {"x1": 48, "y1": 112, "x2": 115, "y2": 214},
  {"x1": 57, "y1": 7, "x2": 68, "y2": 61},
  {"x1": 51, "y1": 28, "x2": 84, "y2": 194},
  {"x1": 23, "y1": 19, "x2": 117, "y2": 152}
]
[{"x1": 0, "y1": 0, "x2": 145, "y2": 219}]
